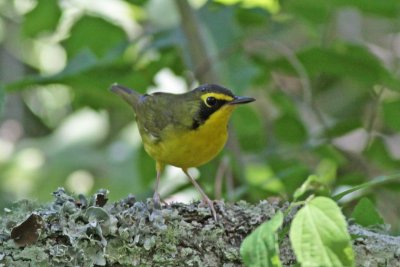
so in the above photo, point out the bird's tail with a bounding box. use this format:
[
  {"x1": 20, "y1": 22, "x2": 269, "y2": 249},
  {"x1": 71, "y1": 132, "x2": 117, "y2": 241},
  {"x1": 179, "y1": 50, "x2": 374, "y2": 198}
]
[{"x1": 110, "y1": 83, "x2": 141, "y2": 109}]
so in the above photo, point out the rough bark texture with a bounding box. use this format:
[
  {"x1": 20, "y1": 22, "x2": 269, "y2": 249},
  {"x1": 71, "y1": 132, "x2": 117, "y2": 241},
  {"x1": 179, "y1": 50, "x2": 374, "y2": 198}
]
[{"x1": 0, "y1": 188, "x2": 399, "y2": 267}]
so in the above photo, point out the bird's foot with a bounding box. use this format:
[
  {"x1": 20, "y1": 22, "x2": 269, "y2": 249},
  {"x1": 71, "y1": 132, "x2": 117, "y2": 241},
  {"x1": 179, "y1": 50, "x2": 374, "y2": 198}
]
[
  {"x1": 152, "y1": 192, "x2": 161, "y2": 209},
  {"x1": 200, "y1": 198, "x2": 218, "y2": 221}
]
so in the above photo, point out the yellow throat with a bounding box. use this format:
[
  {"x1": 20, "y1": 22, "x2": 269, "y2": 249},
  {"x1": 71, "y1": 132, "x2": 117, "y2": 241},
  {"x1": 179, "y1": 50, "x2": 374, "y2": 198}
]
[{"x1": 143, "y1": 102, "x2": 236, "y2": 169}]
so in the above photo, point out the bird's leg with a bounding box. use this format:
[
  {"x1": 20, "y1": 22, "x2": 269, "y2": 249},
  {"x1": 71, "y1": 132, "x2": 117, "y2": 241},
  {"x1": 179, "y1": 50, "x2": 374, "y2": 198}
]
[
  {"x1": 182, "y1": 169, "x2": 217, "y2": 221},
  {"x1": 153, "y1": 162, "x2": 164, "y2": 208}
]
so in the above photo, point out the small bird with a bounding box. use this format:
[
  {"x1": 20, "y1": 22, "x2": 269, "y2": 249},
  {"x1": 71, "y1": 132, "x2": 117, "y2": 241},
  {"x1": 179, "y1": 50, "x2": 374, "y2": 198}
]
[{"x1": 110, "y1": 83, "x2": 255, "y2": 220}]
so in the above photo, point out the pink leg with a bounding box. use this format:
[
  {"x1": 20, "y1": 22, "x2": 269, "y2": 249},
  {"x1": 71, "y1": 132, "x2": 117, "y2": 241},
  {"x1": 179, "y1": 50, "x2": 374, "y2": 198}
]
[
  {"x1": 182, "y1": 169, "x2": 217, "y2": 221},
  {"x1": 153, "y1": 162, "x2": 164, "y2": 208}
]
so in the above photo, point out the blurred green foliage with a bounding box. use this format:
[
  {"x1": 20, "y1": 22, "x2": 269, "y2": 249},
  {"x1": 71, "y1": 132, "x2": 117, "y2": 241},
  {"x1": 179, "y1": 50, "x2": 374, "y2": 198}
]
[{"x1": 0, "y1": 0, "x2": 400, "y2": 232}]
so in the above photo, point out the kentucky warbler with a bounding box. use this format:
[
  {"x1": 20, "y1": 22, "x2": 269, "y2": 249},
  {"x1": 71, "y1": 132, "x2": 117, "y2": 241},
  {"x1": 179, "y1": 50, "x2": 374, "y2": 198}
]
[{"x1": 110, "y1": 83, "x2": 255, "y2": 220}]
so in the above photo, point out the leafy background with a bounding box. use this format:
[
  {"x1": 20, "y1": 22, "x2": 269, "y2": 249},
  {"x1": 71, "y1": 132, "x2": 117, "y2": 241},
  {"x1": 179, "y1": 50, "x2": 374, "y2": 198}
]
[{"x1": 0, "y1": 0, "x2": 399, "y2": 234}]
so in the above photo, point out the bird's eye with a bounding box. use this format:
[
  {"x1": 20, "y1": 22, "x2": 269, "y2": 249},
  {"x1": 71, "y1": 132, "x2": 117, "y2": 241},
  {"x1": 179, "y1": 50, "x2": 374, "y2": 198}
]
[{"x1": 206, "y1": 97, "x2": 217, "y2": 106}]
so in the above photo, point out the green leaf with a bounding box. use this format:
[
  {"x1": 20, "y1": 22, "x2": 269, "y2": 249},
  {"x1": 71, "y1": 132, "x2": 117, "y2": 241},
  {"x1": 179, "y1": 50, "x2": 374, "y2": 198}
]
[
  {"x1": 293, "y1": 174, "x2": 331, "y2": 201},
  {"x1": 236, "y1": 7, "x2": 271, "y2": 26},
  {"x1": 274, "y1": 114, "x2": 307, "y2": 144},
  {"x1": 271, "y1": 44, "x2": 400, "y2": 90},
  {"x1": 351, "y1": 197, "x2": 384, "y2": 227},
  {"x1": 233, "y1": 106, "x2": 266, "y2": 152},
  {"x1": 22, "y1": 0, "x2": 62, "y2": 37},
  {"x1": 285, "y1": 0, "x2": 333, "y2": 24},
  {"x1": 315, "y1": 159, "x2": 337, "y2": 186},
  {"x1": 293, "y1": 175, "x2": 317, "y2": 200},
  {"x1": 245, "y1": 164, "x2": 284, "y2": 194},
  {"x1": 290, "y1": 197, "x2": 354, "y2": 267},
  {"x1": 286, "y1": 0, "x2": 400, "y2": 23},
  {"x1": 364, "y1": 137, "x2": 398, "y2": 169},
  {"x1": 334, "y1": 0, "x2": 400, "y2": 18},
  {"x1": 383, "y1": 99, "x2": 400, "y2": 132},
  {"x1": 326, "y1": 118, "x2": 363, "y2": 137},
  {"x1": 292, "y1": 160, "x2": 336, "y2": 201},
  {"x1": 0, "y1": 83, "x2": 4, "y2": 115},
  {"x1": 63, "y1": 16, "x2": 127, "y2": 59},
  {"x1": 240, "y1": 211, "x2": 283, "y2": 267},
  {"x1": 199, "y1": 4, "x2": 259, "y2": 92},
  {"x1": 268, "y1": 158, "x2": 309, "y2": 196},
  {"x1": 333, "y1": 173, "x2": 400, "y2": 201}
]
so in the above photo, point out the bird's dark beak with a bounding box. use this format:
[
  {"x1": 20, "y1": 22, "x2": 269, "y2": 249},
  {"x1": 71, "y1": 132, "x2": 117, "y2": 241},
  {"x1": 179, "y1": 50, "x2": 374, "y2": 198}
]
[{"x1": 229, "y1": 96, "x2": 256, "y2": 105}]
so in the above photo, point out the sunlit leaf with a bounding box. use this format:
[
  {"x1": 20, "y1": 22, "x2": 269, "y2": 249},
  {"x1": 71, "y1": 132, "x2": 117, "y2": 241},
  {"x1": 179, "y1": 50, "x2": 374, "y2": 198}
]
[
  {"x1": 351, "y1": 197, "x2": 384, "y2": 227},
  {"x1": 290, "y1": 197, "x2": 354, "y2": 267},
  {"x1": 240, "y1": 211, "x2": 283, "y2": 267},
  {"x1": 315, "y1": 159, "x2": 337, "y2": 186},
  {"x1": 246, "y1": 163, "x2": 284, "y2": 194}
]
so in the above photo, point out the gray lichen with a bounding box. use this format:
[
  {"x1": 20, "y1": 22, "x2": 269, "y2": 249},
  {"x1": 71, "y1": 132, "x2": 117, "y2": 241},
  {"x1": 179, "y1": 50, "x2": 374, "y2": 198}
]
[
  {"x1": 1, "y1": 188, "x2": 399, "y2": 267},
  {"x1": 0, "y1": 188, "x2": 281, "y2": 267}
]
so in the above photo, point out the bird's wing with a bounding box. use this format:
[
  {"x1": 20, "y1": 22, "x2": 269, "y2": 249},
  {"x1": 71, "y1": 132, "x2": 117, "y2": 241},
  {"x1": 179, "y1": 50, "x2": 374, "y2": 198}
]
[{"x1": 136, "y1": 93, "x2": 195, "y2": 142}]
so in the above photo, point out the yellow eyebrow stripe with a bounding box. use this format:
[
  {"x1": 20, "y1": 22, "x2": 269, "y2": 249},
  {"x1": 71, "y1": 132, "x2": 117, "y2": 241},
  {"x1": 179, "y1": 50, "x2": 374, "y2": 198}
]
[{"x1": 201, "y1": 93, "x2": 234, "y2": 102}]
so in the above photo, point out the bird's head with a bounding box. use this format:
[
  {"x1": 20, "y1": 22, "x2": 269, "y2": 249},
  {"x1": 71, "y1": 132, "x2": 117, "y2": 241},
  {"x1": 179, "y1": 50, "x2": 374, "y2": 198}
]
[{"x1": 189, "y1": 84, "x2": 255, "y2": 129}]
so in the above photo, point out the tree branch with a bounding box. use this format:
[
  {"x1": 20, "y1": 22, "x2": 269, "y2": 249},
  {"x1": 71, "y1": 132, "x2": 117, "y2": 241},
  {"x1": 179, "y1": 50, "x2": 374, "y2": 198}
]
[{"x1": 0, "y1": 189, "x2": 399, "y2": 266}]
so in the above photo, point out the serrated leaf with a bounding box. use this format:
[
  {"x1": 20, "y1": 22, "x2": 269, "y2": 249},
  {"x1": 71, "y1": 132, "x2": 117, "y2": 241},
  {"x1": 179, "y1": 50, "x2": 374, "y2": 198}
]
[
  {"x1": 22, "y1": 0, "x2": 62, "y2": 37},
  {"x1": 240, "y1": 211, "x2": 283, "y2": 267},
  {"x1": 290, "y1": 197, "x2": 354, "y2": 267},
  {"x1": 351, "y1": 197, "x2": 384, "y2": 227}
]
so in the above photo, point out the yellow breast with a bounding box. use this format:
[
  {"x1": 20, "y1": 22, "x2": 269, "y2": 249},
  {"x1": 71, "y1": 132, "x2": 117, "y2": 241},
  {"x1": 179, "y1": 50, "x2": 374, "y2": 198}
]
[{"x1": 143, "y1": 105, "x2": 236, "y2": 169}]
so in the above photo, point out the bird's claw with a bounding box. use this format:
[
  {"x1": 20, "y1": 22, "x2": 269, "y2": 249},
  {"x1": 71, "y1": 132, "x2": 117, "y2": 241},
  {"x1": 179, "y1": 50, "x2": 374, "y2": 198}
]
[
  {"x1": 200, "y1": 198, "x2": 217, "y2": 221},
  {"x1": 153, "y1": 192, "x2": 161, "y2": 209}
]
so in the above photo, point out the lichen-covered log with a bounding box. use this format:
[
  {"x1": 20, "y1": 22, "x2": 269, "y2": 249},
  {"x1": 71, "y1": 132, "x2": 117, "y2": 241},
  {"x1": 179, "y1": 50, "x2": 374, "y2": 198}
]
[{"x1": 0, "y1": 188, "x2": 399, "y2": 267}]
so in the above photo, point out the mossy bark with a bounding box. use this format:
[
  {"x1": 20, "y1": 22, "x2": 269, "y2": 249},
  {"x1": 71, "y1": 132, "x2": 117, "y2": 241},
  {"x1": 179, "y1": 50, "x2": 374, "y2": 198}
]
[{"x1": 0, "y1": 188, "x2": 399, "y2": 267}]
